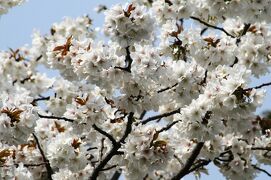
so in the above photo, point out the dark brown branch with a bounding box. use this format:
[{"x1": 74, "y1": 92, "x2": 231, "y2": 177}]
[
  {"x1": 190, "y1": 16, "x2": 235, "y2": 38},
  {"x1": 20, "y1": 75, "x2": 32, "y2": 84},
  {"x1": 156, "y1": 120, "x2": 181, "y2": 134},
  {"x1": 100, "y1": 138, "x2": 105, "y2": 160},
  {"x1": 240, "y1": 23, "x2": 251, "y2": 36},
  {"x1": 244, "y1": 81, "x2": 271, "y2": 91},
  {"x1": 187, "y1": 159, "x2": 211, "y2": 174},
  {"x1": 251, "y1": 147, "x2": 271, "y2": 151},
  {"x1": 139, "y1": 110, "x2": 147, "y2": 120},
  {"x1": 174, "y1": 154, "x2": 183, "y2": 165},
  {"x1": 101, "y1": 165, "x2": 117, "y2": 171},
  {"x1": 172, "y1": 142, "x2": 205, "y2": 180},
  {"x1": 90, "y1": 112, "x2": 134, "y2": 180},
  {"x1": 0, "y1": 162, "x2": 47, "y2": 168},
  {"x1": 141, "y1": 108, "x2": 180, "y2": 124},
  {"x1": 114, "y1": 66, "x2": 131, "y2": 73},
  {"x1": 38, "y1": 113, "x2": 75, "y2": 122},
  {"x1": 87, "y1": 147, "x2": 98, "y2": 151},
  {"x1": 236, "y1": 23, "x2": 251, "y2": 44},
  {"x1": 93, "y1": 124, "x2": 117, "y2": 146},
  {"x1": 114, "y1": 46, "x2": 133, "y2": 73},
  {"x1": 32, "y1": 133, "x2": 53, "y2": 180},
  {"x1": 252, "y1": 164, "x2": 271, "y2": 177},
  {"x1": 148, "y1": 120, "x2": 181, "y2": 147},
  {"x1": 200, "y1": 27, "x2": 208, "y2": 36},
  {"x1": 110, "y1": 170, "x2": 122, "y2": 180},
  {"x1": 230, "y1": 57, "x2": 239, "y2": 67},
  {"x1": 165, "y1": 0, "x2": 173, "y2": 6},
  {"x1": 199, "y1": 70, "x2": 208, "y2": 86},
  {"x1": 157, "y1": 83, "x2": 178, "y2": 93},
  {"x1": 119, "y1": 112, "x2": 134, "y2": 143},
  {"x1": 36, "y1": 55, "x2": 43, "y2": 61},
  {"x1": 32, "y1": 96, "x2": 50, "y2": 104},
  {"x1": 90, "y1": 132, "x2": 125, "y2": 179}
]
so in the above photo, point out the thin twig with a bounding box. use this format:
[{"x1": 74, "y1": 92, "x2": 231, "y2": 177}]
[
  {"x1": 0, "y1": 162, "x2": 47, "y2": 168},
  {"x1": 199, "y1": 70, "x2": 208, "y2": 85},
  {"x1": 187, "y1": 159, "x2": 211, "y2": 174},
  {"x1": 141, "y1": 108, "x2": 180, "y2": 124},
  {"x1": 230, "y1": 57, "x2": 239, "y2": 67},
  {"x1": 87, "y1": 147, "x2": 98, "y2": 151},
  {"x1": 252, "y1": 164, "x2": 271, "y2": 177},
  {"x1": 100, "y1": 138, "x2": 105, "y2": 160},
  {"x1": 139, "y1": 110, "x2": 147, "y2": 120},
  {"x1": 157, "y1": 83, "x2": 178, "y2": 93},
  {"x1": 32, "y1": 96, "x2": 50, "y2": 104},
  {"x1": 236, "y1": 23, "x2": 251, "y2": 44},
  {"x1": 101, "y1": 165, "x2": 117, "y2": 171},
  {"x1": 244, "y1": 81, "x2": 271, "y2": 91},
  {"x1": 190, "y1": 16, "x2": 235, "y2": 38},
  {"x1": 32, "y1": 133, "x2": 53, "y2": 180},
  {"x1": 156, "y1": 120, "x2": 181, "y2": 134},
  {"x1": 36, "y1": 55, "x2": 43, "y2": 61},
  {"x1": 114, "y1": 46, "x2": 133, "y2": 73},
  {"x1": 93, "y1": 124, "x2": 117, "y2": 146},
  {"x1": 38, "y1": 113, "x2": 75, "y2": 122},
  {"x1": 251, "y1": 147, "x2": 271, "y2": 151},
  {"x1": 174, "y1": 154, "x2": 183, "y2": 165},
  {"x1": 119, "y1": 112, "x2": 134, "y2": 143}
]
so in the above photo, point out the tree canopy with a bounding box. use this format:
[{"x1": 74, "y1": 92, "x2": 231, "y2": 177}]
[{"x1": 1, "y1": 0, "x2": 271, "y2": 179}]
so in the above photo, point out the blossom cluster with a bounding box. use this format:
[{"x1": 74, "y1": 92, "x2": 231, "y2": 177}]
[
  {"x1": 0, "y1": 0, "x2": 24, "y2": 15},
  {"x1": 1, "y1": 0, "x2": 271, "y2": 180}
]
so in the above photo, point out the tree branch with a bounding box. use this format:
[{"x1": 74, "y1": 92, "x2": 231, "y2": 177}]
[
  {"x1": 251, "y1": 147, "x2": 271, "y2": 151},
  {"x1": 93, "y1": 124, "x2": 117, "y2": 146},
  {"x1": 187, "y1": 159, "x2": 211, "y2": 174},
  {"x1": 199, "y1": 70, "x2": 208, "y2": 86},
  {"x1": 252, "y1": 164, "x2": 271, "y2": 177},
  {"x1": 156, "y1": 120, "x2": 181, "y2": 134},
  {"x1": 190, "y1": 16, "x2": 235, "y2": 38},
  {"x1": 32, "y1": 96, "x2": 50, "y2": 104},
  {"x1": 139, "y1": 110, "x2": 147, "y2": 120},
  {"x1": 101, "y1": 165, "x2": 117, "y2": 171},
  {"x1": 36, "y1": 55, "x2": 43, "y2": 61},
  {"x1": 32, "y1": 133, "x2": 53, "y2": 180},
  {"x1": 141, "y1": 108, "x2": 180, "y2": 124},
  {"x1": 157, "y1": 83, "x2": 178, "y2": 93},
  {"x1": 90, "y1": 112, "x2": 134, "y2": 180},
  {"x1": 236, "y1": 23, "x2": 251, "y2": 44},
  {"x1": 119, "y1": 112, "x2": 134, "y2": 143},
  {"x1": 244, "y1": 81, "x2": 271, "y2": 91},
  {"x1": 230, "y1": 57, "x2": 239, "y2": 67},
  {"x1": 114, "y1": 46, "x2": 133, "y2": 73},
  {"x1": 38, "y1": 113, "x2": 75, "y2": 122},
  {"x1": 0, "y1": 162, "x2": 47, "y2": 168},
  {"x1": 171, "y1": 142, "x2": 205, "y2": 180},
  {"x1": 110, "y1": 170, "x2": 122, "y2": 180}
]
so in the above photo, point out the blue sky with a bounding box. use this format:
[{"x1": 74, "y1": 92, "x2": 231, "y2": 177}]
[{"x1": 0, "y1": 0, "x2": 270, "y2": 179}]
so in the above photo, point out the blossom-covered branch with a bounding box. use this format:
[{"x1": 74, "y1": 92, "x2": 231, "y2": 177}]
[
  {"x1": 90, "y1": 112, "x2": 134, "y2": 179},
  {"x1": 172, "y1": 142, "x2": 205, "y2": 180},
  {"x1": 114, "y1": 46, "x2": 133, "y2": 72},
  {"x1": 37, "y1": 113, "x2": 75, "y2": 122},
  {"x1": 190, "y1": 16, "x2": 235, "y2": 38},
  {"x1": 244, "y1": 81, "x2": 271, "y2": 91},
  {"x1": 141, "y1": 108, "x2": 180, "y2": 124},
  {"x1": 32, "y1": 133, "x2": 53, "y2": 180},
  {"x1": 252, "y1": 165, "x2": 271, "y2": 177},
  {"x1": 1, "y1": 0, "x2": 271, "y2": 179}
]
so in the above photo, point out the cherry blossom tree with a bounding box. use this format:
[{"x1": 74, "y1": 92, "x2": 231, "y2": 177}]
[{"x1": 1, "y1": 0, "x2": 271, "y2": 179}]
